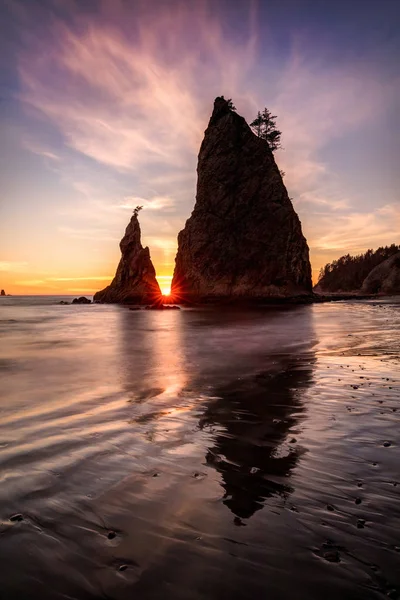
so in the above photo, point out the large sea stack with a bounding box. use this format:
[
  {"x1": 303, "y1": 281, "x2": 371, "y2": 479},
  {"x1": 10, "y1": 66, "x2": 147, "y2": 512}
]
[
  {"x1": 94, "y1": 214, "x2": 161, "y2": 304},
  {"x1": 171, "y1": 97, "x2": 312, "y2": 302}
]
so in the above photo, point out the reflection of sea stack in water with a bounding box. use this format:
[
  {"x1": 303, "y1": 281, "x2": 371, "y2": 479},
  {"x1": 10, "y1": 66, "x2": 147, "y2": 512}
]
[
  {"x1": 94, "y1": 213, "x2": 161, "y2": 304},
  {"x1": 201, "y1": 357, "x2": 313, "y2": 520},
  {"x1": 171, "y1": 97, "x2": 312, "y2": 302}
]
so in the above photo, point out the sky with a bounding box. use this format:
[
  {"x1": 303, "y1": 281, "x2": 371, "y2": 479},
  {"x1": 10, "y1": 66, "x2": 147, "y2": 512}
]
[{"x1": 0, "y1": 0, "x2": 399, "y2": 295}]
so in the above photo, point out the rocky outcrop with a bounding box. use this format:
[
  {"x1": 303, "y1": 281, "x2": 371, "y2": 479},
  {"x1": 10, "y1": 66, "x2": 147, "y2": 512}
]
[
  {"x1": 0, "y1": 290, "x2": 5, "y2": 296},
  {"x1": 361, "y1": 252, "x2": 400, "y2": 294},
  {"x1": 171, "y1": 97, "x2": 312, "y2": 302},
  {"x1": 72, "y1": 296, "x2": 91, "y2": 304},
  {"x1": 94, "y1": 214, "x2": 161, "y2": 304}
]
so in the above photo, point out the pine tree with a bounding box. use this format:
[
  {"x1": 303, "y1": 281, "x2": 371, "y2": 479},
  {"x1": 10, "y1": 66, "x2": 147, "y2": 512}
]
[{"x1": 250, "y1": 108, "x2": 282, "y2": 152}]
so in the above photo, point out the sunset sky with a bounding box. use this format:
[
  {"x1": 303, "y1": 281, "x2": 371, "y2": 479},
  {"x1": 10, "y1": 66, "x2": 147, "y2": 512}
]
[{"x1": 1, "y1": 0, "x2": 399, "y2": 295}]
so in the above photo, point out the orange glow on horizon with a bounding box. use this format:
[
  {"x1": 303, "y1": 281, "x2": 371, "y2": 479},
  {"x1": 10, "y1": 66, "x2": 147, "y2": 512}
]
[{"x1": 156, "y1": 274, "x2": 172, "y2": 298}]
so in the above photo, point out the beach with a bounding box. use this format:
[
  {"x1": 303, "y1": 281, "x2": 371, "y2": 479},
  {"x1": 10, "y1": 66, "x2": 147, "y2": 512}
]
[{"x1": 0, "y1": 296, "x2": 399, "y2": 599}]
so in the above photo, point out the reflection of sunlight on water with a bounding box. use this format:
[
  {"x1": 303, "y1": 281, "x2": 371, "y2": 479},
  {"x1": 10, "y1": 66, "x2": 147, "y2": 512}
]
[
  {"x1": 150, "y1": 311, "x2": 186, "y2": 398},
  {"x1": 118, "y1": 309, "x2": 195, "y2": 445}
]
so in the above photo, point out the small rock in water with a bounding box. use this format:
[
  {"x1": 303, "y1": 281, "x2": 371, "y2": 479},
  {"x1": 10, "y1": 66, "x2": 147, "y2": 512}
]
[
  {"x1": 118, "y1": 564, "x2": 128, "y2": 572},
  {"x1": 326, "y1": 504, "x2": 335, "y2": 512},
  {"x1": 72, "y1": 296, "x2": 91, "y2": 304},
  {"x1": 289, "y1": 438, "x2": 297, "y2": 444},
  {"x1": 383, "y1": 441, "x2": 392, "y2": 447},
  {"x1": 355, "y1": 498, "x2": 362, "y2": 505},
  {"x1": 9, "y1": 513, "x2": 23, "y2": 522},
  {"x1": 107, "y1": 531, "x2": 116, "y2": 540}
]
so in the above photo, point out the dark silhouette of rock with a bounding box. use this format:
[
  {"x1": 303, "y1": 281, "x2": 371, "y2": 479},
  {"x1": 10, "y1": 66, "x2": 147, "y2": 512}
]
[
  {"x1": 144, "y1": 304, "x2": 180, "y2": 310},
  {"x1": 58, "y1": 300, "x2": 70, "y2": 305},
  {"x1": 72, "y1": 296, "x2": 91, "y2": 304},
  {"x1": 361, "y1": 252, "x2": 400, "y2": 294},
  {"x1": 94, "y1": 214, "x2": 161, "y2": 304},
  {"x1": 0, "y1": 289, "x2": 5, "y2": 296},
  {"x1": 171, "y1": 97, "x2": 312, "y2": 303}
]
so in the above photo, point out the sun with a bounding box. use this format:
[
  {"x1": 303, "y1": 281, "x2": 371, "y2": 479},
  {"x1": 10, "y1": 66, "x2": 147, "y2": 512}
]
[{"x1": 156, "y1": 275, "x2": 172, "y2": 298}]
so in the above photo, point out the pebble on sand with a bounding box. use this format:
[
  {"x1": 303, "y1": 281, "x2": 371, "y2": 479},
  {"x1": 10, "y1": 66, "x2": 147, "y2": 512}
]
[
  {"x1": 357, "y1": 518, "x2": 366, "y2": 529},
  {"x1": 323, "y1": 550, "x2": 341, "y2": 563},
  {"x1": 9, "y1": 513, "x2": 23, "y2": 522}
]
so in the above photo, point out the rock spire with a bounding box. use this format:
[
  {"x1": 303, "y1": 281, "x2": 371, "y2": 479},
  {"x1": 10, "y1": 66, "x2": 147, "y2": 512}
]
[
  {"x1": 171, "y1": 97, "x2": 312, "y2": 302},
  {"x1": 94, "y1": 214, "x2": 161, "y2": 304}
]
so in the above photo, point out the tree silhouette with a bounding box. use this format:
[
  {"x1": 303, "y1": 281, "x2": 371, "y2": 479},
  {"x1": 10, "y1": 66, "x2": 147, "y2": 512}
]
[
  {"x1": 317, "y1": 244, "x2": 400, "y2": 291},
  {"x1": 133, "y1": 205, "x2": 143, "y2": 217},
  {"x1": 250, "y1": 108, "x2": 282, "y2": 152}
]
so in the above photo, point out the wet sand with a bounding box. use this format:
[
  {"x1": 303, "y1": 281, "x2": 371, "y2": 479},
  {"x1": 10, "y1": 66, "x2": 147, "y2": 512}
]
[{"x1": 0, "y1": 296, "x2": 399, "y2": 599}]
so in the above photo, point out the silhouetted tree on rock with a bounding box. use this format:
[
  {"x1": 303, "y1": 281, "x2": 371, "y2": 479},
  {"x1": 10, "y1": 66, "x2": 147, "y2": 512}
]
[{"x1": 250, "y1": 108, "x2": 282, "y2": 152}]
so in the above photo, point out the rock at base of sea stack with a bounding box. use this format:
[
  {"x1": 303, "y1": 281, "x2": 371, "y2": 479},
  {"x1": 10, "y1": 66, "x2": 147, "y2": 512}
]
[
  {"x1": 361, "y1": 252, "x2": 400, "y2": 295},
  {"x1": 94, "y1": 214, "x2": 161, "y2": 304},
  {"x1": 171, "y1": 97, "x2": 312, "y2": 303}
]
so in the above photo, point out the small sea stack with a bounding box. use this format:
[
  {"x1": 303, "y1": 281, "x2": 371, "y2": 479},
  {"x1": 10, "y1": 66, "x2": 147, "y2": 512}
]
[
  {"x1": 94, "y1": 213, "x2": 161, "y2": 304},
  {"x1": 171, "y1": 97, "x2": 312, "y2": 303}
]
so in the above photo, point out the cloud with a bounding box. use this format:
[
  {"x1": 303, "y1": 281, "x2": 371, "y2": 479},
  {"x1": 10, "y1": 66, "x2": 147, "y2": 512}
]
[
  {"x1": 11, "y1": 0, "x2": 399, "y2": 283},
  {"x1": 0, "y1": 261, "x2": 28, "y2": 272},
  {"x1": 120, "y1": 196, "x2": 175, "y2": 212},
  {"x1": 22, "y1": 139, "x2": 60, "y2": 162},
  {"x1": 309, "y1": 203, "x2": 400, "y2": 253},
  {"x1": 58, "y1": 226, "x2": 119, "y2": 242},
  {"x1": 18, "y1": 2, "x2": 257, "y2": 172}
]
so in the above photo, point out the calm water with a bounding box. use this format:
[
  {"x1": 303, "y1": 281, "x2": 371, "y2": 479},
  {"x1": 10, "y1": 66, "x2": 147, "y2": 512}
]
[{"x1": 0, "y1": 296, "x2": 399, "y2": 600}]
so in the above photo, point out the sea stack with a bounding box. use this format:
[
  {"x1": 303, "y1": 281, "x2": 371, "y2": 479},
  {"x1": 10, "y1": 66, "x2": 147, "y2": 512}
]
[
  {"x1": 171, "y1": 97, "x2": 312, "y2": 302},
  {"x1": 94, "y1": 213, "x2": 161, "y2": 304}
]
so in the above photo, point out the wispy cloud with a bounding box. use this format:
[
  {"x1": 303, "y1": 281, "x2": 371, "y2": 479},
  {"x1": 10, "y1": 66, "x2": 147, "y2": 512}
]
[
  {"x1": 22, "y1": 139, "x2": 60, "y2": 162},
  {"x1": 18, "y1": 3, "x2": 256, "y2": 172},
  {"x1": 120, "y1": 196, "x2": 175, "y2": 212},
  {"x1": 10, "y1": 0, "x2": 399, "y2": 286},
  {"x1": 58, "y1": 226, "x2": 119, "y2": 242},
  {"x1": 0, "y1": 261, "x2": 28, "y2": 272},
  {"x1": 309, "y1": 203, "x2": 400, "y2": 253}
]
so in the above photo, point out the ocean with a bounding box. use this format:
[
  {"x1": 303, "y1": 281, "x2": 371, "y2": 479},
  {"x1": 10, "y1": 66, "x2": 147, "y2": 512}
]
[{"x1": 0, "y1": 295, "x2": 399, "y2": 599}]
